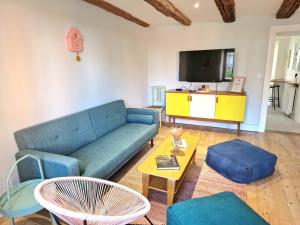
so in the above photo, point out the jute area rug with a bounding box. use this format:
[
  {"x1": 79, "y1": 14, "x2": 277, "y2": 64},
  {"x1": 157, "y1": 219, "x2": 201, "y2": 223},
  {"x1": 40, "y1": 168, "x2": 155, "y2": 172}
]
[{"x1": 132, "y1": 163, "x2": 246, "y2": 225}]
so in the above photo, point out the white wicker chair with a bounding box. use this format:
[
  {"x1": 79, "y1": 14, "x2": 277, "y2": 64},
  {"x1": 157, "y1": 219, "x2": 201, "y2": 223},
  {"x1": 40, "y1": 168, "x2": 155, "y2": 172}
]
[{"x1": 34, "y1": 177, "x2": 151, "y2": 225}]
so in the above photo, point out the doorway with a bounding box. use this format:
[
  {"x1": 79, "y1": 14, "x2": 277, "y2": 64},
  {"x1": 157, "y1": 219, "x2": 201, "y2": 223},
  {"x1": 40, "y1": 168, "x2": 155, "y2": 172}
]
[{"x1": 260, "y1": 25, "x2": 300, "y2": 133}]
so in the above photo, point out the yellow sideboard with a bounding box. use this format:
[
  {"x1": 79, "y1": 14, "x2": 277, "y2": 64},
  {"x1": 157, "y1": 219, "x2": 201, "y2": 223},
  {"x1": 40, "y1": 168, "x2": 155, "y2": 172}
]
[
  {"x1": 215, "y1": 95, "x2": 246, "y2": 121},
  {"x1": 166, "y1": 90, "x2": 246, "y2": 134},
  {"x1": 166, "y1": 93, "x2": 190, "y2": 117}
]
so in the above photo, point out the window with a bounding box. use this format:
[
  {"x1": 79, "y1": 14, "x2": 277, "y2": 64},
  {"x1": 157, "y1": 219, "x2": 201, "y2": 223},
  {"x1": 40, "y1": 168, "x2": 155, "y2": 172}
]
[{"x1": 224, "y1": 51, "x2": 235, "y2": 81}]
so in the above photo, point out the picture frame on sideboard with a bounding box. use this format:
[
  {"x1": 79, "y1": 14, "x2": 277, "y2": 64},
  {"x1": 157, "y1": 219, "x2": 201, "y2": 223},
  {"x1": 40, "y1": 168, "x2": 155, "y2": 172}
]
[{"x1": 230, "y1": 77, "x2": 246, "y2": 93}]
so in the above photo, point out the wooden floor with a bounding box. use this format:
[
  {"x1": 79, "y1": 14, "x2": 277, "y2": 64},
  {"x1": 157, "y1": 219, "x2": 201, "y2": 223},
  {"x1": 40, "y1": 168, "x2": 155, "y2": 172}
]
[{"x1": 1, "y1": 125, "x2": 300, "y2": 225}]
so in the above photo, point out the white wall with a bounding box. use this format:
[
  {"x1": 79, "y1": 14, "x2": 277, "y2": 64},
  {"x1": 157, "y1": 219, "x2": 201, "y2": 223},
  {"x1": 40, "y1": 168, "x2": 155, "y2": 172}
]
[
  {"x1": 271, "y1": 40, "x2": 279, "y2": 80},
  {"x1": 285, "y1": 36, "x2": 300, "y2": 81},
  {"x1": 273, "y1": 37, "x2": 291, "y2": 79},
  {"x1": 288, "y1": 37, "x2": 300, "y2": 122},
  {"x1": 147, "y1": 17, "x2": 275, "y2": 131},
  {"x1": 0, "y1": 0, "x2": 149, "y2": 194}
]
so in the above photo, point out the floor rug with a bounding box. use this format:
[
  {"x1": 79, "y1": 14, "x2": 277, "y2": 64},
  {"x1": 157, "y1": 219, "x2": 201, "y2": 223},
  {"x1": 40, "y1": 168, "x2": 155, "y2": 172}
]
[
  {"x1": 132, "y1": 163, "x2": 247, "y2": 225},
  {"x1": 0, "y1": 148, "x2": 246, "y2": 225}
]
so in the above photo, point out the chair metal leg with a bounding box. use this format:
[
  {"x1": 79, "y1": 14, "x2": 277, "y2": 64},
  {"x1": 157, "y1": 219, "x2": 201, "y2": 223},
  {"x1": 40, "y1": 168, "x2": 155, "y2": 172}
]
[
  {"x1": 272, "y1": 88, "x2": 276, "y2": 109},
  {"x1": 144, "y1": 215, "x2": 153, "y2": 225},
  {"x1": 128, "y1": 216, "x2": 153, "y2": 225},
  {"x1": 50, "y1": 213, "x2": 62, "y2": 225},
  {"x1": 8, "y1": 217, "x2": 15, "y2": 225},
  {"x1": 277, "y1": 86, "x2": 280, "y2": 108},
  {"x1": 49, "y1": 212, "x2": 59, "y2": 225}
]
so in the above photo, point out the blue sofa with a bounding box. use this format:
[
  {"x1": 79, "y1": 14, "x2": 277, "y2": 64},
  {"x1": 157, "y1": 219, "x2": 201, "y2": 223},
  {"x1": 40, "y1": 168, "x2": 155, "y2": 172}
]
[{"x1": 14, "y1": 100, "x2": 158, "y2": 181}]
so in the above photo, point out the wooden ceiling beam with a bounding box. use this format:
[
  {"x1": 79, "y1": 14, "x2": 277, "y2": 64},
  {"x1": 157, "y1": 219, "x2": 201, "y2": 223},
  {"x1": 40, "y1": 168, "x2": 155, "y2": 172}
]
[
  {"x1": 214, "y1": 0, "x2": 235, "y2": 23},
  {"x1": 144, "y1": 0, "x2": 191, "y2": 26},
  {"x1": 276, "y1": 0, "x2": 300, "y2": 18},
  {"x1": 84, "y1": 0, "x2": 150, "y2": 27}
]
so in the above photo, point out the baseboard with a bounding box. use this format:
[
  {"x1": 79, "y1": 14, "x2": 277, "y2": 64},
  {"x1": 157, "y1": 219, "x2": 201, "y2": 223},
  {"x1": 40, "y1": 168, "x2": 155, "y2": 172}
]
[{"x1": 173, "y1": 118, "x2": 261, "y2": 132}]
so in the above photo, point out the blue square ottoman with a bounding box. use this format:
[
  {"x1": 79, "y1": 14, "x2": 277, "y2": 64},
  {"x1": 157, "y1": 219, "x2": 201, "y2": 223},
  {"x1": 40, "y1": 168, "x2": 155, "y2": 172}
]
[
  {"x1": 205, "y1": 139, "x2": 277, "y2": 184},
  {"x1": 167, "y1": 192, "x2": 269, "y2": 225}
]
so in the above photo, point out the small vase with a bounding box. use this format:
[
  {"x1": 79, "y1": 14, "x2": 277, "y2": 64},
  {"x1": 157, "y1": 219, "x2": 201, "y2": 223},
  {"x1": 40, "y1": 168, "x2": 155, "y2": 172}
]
[{"x1": 173, "y1": 139, "x2": 180, "y2": 152}]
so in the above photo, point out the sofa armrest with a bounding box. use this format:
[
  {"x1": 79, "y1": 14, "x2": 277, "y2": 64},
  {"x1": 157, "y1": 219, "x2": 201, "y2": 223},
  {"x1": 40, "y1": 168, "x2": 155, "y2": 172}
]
[
  {"x1": 15, "y1": 149, "x2": 80, "y2": 182},
  {"x1": 127, "y1": 108, "x2": 158, "y2": 124}
]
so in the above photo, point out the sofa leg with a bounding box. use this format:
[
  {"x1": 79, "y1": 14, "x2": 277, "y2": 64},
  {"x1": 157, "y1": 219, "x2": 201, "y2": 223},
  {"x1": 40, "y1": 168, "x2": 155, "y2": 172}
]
[{"x1": 151, "y1": 139, "x2": 154, "y2": 148}]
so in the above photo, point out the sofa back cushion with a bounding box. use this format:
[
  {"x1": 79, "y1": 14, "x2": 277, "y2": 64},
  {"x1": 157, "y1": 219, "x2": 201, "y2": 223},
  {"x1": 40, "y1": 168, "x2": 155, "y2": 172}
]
[
  {"x1": 14, "y1": 111, "x2": 96, "y2": 155},
  {"x1": 88, "y1": 100, "x2": 127, "y2": 138}
]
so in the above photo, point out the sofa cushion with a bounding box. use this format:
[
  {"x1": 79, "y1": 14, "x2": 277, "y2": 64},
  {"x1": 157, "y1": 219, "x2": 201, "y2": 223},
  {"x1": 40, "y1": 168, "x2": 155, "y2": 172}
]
[
  {"x1": 88, "y1": 100, "x2": 127, "y2": 138},
  {"x1": 205, "y1": 139, "x2": 277, "y2": 184},
  {"x1": 167, "y1": 192, "x2": 269, "y2": 225},
  {"x1": 69, "y1": 123, "x2": 158, "y2": 178},
  {"x1": 14, "y1": 111, "x2": 96, "y2": 155},
  {"x1": 127, "y1": 114, "x2": 153, "y2": 125}
]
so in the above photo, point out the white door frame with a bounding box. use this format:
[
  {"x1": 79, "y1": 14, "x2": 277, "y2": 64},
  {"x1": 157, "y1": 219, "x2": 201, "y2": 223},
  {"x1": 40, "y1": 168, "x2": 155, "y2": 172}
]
[{"x1": 259, "y1": 24, "x2": 300, "y2": 132}]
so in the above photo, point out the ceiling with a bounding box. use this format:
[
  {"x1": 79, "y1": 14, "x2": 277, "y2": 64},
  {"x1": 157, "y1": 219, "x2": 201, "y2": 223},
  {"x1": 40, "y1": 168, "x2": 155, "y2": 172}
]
[{"x1": 105, "y1": 0, "x2": 300, "y2": 25}]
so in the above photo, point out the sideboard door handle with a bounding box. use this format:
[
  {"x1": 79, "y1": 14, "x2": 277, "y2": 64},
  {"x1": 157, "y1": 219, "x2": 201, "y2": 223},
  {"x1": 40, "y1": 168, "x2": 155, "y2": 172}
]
[
  {"x1": 216, "y1": 97, "x2": 218, "y2": 103},
  {"x1": 190, "y1": 95, "x2": 192, "y2": 102}
]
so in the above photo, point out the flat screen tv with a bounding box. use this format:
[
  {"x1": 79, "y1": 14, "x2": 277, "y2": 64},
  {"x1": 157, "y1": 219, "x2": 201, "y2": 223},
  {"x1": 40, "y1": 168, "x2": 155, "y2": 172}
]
[{"x1": 179, "y1": 49, "x2": 235, "y2": 82}]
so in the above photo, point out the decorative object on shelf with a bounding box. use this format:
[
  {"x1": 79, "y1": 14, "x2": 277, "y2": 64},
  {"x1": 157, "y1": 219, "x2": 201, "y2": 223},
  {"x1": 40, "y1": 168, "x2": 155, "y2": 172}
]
[
  {"x1": 35, "y1": 177, "x2": 152, "y2": 225},
  {"x1": 171, "y1": 127, "x2": 183, "y2": 152},
  {"x1": 66, "y1": 28, "x2": 83, "y2": 62},
  {"x1": 230, "y1": 77, "x2": 246, "y2": 93},
  {"x1": 198, "y1": 85, "x2": 210, "y2": 93}
]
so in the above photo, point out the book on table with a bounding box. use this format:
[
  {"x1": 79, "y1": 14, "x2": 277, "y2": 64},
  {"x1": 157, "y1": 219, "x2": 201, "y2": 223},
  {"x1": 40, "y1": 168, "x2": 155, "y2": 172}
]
[{"x1": 155, "y1": 155, "x2": 180, "y2": 170}]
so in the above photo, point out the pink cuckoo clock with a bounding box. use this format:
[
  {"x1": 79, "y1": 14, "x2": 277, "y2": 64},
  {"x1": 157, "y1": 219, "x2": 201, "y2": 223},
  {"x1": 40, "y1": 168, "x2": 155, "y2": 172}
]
[{"x1": 66, "y1": 28, "x2": 83, "y2": 62}]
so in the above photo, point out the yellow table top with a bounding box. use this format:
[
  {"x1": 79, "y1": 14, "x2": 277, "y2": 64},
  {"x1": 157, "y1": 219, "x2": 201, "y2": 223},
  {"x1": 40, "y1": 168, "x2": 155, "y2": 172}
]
[{"x1": 138, "y1": 133, "x2": 200, "y2": 180}]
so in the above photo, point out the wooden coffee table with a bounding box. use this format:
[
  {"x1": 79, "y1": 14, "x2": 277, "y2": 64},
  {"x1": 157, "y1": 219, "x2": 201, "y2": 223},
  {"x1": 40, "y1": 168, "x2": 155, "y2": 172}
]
[{"x1": 138, "y1": 133, "x2": 200, "y2": 206}]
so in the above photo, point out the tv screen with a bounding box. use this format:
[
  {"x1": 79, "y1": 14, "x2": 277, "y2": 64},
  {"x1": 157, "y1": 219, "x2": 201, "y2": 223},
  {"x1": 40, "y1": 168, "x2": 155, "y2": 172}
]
[{"x1": 179, "y1": 49, "x2": 235, "y2": 82}]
